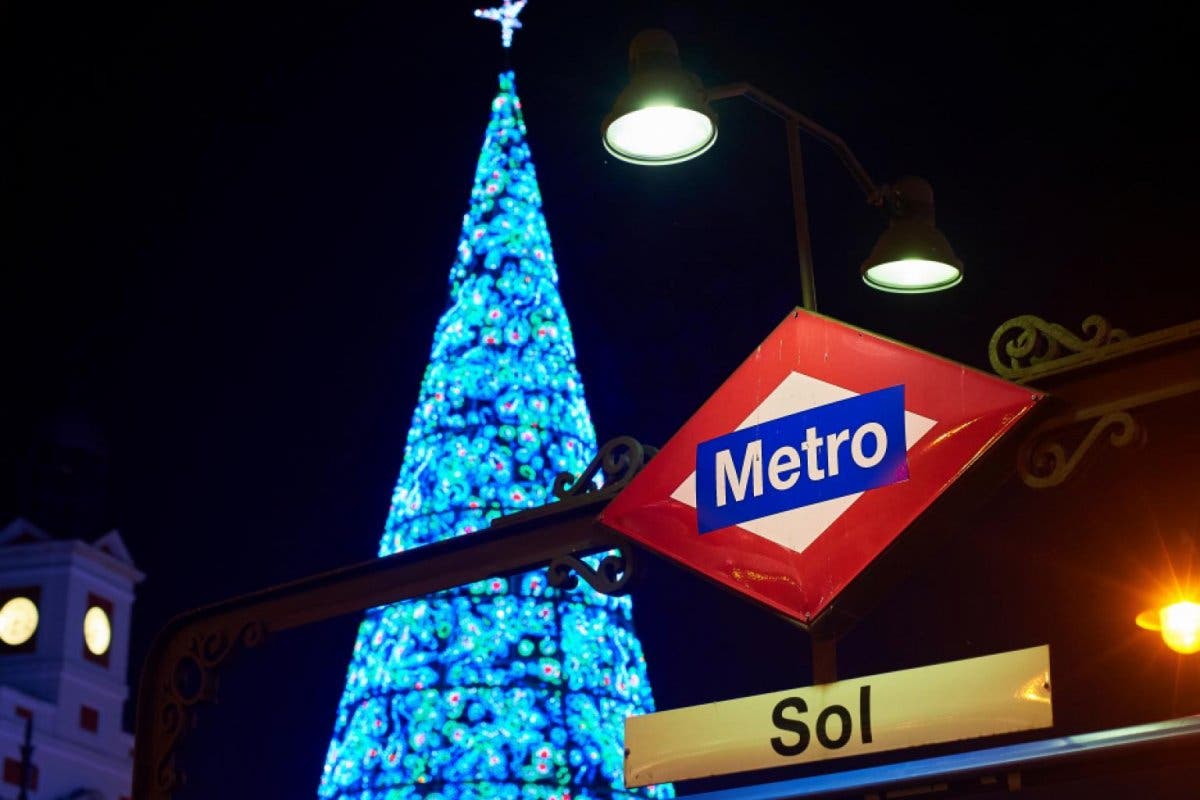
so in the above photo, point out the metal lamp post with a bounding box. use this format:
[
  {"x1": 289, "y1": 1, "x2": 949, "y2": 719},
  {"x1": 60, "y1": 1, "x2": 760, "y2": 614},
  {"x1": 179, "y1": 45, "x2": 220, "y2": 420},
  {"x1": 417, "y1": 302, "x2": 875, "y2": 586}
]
[{"x1": 601, "y1": 29, "x2": 964, "y2": 309}]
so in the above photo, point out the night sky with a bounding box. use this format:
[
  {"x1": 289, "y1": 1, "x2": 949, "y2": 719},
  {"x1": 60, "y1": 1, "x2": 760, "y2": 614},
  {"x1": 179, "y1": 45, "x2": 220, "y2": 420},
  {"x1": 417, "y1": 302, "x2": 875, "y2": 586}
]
[{"x1": 4, "y1": 2, "x2": 1199, "y2": 796}]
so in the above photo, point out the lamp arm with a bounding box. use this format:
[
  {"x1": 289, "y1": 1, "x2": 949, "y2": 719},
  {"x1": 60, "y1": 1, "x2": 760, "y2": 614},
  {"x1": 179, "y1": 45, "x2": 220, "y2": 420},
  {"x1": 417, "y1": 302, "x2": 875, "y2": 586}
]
[{"x1": 707, "y1": 82, "x2": 882, "y2": 204}]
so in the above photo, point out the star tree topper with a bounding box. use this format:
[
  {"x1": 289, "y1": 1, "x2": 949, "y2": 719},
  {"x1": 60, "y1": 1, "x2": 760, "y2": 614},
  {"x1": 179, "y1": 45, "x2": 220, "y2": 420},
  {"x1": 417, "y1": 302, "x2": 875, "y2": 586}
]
[{"x1": 474, "y1": 0, "x2": 526, "y2": 49}]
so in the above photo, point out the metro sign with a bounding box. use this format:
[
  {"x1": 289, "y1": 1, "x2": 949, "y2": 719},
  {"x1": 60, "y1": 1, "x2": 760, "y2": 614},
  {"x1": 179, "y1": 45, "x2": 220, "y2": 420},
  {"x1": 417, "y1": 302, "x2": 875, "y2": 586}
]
[{"x1": 600, "y1": 310, "x2": 1043, "y2": 625}]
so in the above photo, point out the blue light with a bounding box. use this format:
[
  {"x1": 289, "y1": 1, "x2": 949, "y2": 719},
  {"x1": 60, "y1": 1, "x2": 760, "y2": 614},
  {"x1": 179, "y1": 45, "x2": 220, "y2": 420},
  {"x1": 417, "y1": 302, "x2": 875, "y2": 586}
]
[{"x1": 319, "y1": 71, "x2": 673, "y2": 800}]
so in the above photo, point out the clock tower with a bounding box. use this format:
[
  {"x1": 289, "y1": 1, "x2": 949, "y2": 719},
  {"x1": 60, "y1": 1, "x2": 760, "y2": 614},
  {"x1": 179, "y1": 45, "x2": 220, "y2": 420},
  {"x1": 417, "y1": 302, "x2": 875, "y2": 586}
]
[{"x1": 0, "y1": 517, "x2": 143, "y2": 799}]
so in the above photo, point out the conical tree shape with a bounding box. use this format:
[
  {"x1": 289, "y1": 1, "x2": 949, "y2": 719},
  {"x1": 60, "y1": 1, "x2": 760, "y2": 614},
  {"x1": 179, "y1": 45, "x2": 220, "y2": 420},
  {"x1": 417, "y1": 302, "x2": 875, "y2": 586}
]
[{"x1": 319, "y1": 71, "x2": 673, "y2": 800}]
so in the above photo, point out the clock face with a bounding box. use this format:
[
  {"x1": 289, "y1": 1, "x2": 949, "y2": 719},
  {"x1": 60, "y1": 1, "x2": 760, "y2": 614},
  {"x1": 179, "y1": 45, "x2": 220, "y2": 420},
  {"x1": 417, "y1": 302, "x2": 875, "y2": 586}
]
[
  {"x1": 83, "y1": 605, "x2": 112, "y2": 656},
  {"x1": 0, "y1": 596, "x2": 39, "y2": 646}
]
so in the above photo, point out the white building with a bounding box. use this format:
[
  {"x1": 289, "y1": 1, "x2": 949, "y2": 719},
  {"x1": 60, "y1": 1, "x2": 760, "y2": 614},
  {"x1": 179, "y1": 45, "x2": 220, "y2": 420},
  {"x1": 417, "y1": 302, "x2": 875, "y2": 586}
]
[{"x1": 0, "y1": 518, "x2": 142, "y2": 800}]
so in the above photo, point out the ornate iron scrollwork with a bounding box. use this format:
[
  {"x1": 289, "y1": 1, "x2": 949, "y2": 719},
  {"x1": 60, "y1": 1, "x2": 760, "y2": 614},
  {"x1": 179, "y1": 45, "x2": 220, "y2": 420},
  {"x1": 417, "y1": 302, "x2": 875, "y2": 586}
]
[
  {"x1": 492, "y1": 436, "x2": 657, "y2": 528},
  {"x1": 152, "y1": 620, "x2": 267, "y2": 793},
  {"x1": 547, "y1": 544, "x2": 636, "y2": 596},
  {"x1": 551, "y1": 435, "x2": 658, "y2": 501},
  {"x1": 1018, "y1": 411, "x2": 1140, "y2": 489},
  {"x1": 990, "y1": 314, "x2": 1128, "y2": 380}
]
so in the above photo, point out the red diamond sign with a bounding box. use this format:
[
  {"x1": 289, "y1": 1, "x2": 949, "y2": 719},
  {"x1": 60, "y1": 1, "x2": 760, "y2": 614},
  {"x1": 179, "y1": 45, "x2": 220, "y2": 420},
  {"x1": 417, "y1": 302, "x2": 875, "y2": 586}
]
[{"x1": 600, "y1": 310, "x2": 1043, "y2": 625}]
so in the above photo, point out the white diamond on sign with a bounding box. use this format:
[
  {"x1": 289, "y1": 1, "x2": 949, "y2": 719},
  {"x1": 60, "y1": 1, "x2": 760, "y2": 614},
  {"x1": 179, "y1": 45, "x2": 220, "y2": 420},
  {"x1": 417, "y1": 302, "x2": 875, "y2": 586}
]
[{"x1": 669, "y1": 372, "x2": 937, "y2": 556}]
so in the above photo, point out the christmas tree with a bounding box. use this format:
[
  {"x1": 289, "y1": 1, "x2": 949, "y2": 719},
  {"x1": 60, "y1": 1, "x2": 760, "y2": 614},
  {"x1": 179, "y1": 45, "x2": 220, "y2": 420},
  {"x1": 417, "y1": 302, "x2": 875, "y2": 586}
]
[{"x1": 318, "y1": 8, "x2": 672, "y2": 799}]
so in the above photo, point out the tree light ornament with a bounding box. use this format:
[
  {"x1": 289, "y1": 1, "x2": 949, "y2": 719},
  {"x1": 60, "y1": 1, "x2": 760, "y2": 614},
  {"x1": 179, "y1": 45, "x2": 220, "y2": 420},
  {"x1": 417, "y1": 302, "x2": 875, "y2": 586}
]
[
  {"x1": 318, "y1": 67, "x2": 672, "y2": 800},
  {"x1": 474, "y1": 0, "x2": 526, "y2": 49}
]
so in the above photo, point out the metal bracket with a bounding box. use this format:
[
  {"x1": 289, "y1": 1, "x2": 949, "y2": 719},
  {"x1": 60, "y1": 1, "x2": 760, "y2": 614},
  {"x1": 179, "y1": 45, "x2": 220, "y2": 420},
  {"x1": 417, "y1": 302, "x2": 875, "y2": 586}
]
[
  {"x1": 134, "y1": 436, "x2": 651, "y2": 798},
  {"x1": 151, "y1": 620, "x2": 267, "y2": 793},
  {"x1": 989, "y1": 314, "x2": 1128, "y2": 382},
  {"x1": 991, "y1": 314, "x2": 1200, "y2": 488},
  {"x1": 492, "y1": 436, "x2": 657, "y2": 527},
  {"x1": 1018, "y1": 411, "x2": 1141, "y2": 489},
  {"x1": 547, "y1": 543, "x2": 636, "y2": 596}
]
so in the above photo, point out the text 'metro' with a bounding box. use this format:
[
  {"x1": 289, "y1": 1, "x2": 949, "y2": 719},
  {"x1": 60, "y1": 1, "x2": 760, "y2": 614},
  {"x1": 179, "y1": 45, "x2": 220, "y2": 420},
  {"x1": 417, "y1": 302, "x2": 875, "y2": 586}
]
[{"x1": 696, "y1": 386, "x2": 909, "y2": 533}]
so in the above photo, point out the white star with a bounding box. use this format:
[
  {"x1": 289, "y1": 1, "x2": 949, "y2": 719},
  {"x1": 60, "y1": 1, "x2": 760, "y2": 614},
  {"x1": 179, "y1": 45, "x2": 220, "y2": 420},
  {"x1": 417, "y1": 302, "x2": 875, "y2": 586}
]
[{"x1": 474, "y1": 0, "x2": 527, "y2": 49}]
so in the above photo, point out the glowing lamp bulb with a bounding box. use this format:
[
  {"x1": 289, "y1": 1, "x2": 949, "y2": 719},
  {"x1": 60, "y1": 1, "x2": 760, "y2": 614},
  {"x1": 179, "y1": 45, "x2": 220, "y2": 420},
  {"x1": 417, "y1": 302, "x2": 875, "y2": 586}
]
[
  {"x1": 861, "y1": 258, "x2": 963, "y2": 294},
  {"x1": 1137, "y1": 600, "x2": 1200, "y2": 655},
  {"x1": 1160, "y1": 601, "x2": 1200, "y2": 654},
  {"x1": 604, "y1": 106, "x2": 716, "y2": 165}
]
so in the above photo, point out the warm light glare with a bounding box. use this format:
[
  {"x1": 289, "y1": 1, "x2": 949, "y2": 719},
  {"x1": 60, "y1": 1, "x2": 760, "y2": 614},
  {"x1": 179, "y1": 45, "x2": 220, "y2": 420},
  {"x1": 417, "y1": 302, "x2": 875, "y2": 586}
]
[
  {"x1": 1137, "y1": 600, "x2": 1200, "y2": 654},
  {"x1": 1160, "y1": 601, "x2": 1200, "y2": 654},
  {"x1": 0, "y1": 596, "x2": 39, "y2": 646},
  {"x1": 604, "y1": 106, "x2": 715, "y2": 165},
  {"x1": 863, "y1": 258, "x2": 963, "y2": 293},
  {"x1": 84, "y1": 605, "x2": 113, "y2": 656}
]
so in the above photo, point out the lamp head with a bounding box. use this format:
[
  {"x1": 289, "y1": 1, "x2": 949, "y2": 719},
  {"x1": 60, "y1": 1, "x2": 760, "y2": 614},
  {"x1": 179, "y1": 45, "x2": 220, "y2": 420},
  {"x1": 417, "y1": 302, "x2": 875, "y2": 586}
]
[
  {"x1": 862, "y1": 176, "x2": 963, "y2": 294},
  {"x1": 1138, "y1": 600, "x2": 1200, "y2": 655},
  {"x1": 602, "y1": 29, "x2": 717, "y2": 165}
]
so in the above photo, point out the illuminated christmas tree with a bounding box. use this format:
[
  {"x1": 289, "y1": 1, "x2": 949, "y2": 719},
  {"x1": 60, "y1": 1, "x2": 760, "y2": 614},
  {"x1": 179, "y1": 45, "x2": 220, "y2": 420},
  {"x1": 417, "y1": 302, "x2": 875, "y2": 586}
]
[{"x1": 318, "y1": 6, "x2": 671, "y2": 799}]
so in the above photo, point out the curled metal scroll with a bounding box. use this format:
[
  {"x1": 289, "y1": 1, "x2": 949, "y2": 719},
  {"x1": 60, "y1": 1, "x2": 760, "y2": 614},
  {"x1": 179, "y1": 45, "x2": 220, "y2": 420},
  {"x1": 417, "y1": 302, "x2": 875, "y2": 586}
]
[
  {"x1": 990, "y1": 314, "x2": 1128, "y2": 380},
  {"x1": 551, "y1": 436, "x2": 658, "y2": 501},
  {"x1": 153, "y1": 620, "x2": 267, "y2": 793},
  {"x1": 490, "y1": 436, "x2": 657, "y2": 529},
  {"x1": 1018, "y1": 411, "x2": 1140, "y2": 489},
  {"x1": 547, "y1": 545, "x2": 635, "y2": 596}
]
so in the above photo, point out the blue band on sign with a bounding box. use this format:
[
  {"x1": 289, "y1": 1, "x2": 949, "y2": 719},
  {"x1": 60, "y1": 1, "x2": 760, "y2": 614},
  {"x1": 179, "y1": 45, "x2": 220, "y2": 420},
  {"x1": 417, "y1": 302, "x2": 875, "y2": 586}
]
[{"x1": 696, "y1": 385, "x2": 910, "y2": 533}]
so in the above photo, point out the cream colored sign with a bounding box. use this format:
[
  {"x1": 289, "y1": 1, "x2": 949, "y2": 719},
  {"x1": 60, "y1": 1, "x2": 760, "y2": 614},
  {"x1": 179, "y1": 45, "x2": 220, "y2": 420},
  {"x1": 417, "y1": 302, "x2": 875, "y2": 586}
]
[{"x1": 625, "y1": 645, "x2": 1052, "y2": 787}]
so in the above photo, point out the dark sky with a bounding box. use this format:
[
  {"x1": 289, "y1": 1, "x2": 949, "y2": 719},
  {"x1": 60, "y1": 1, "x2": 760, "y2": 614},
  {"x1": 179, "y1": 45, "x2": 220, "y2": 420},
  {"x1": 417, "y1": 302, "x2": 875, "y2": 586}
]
[{"x1": 3, "y1": 1, "x2": 1199, "y2": 796}]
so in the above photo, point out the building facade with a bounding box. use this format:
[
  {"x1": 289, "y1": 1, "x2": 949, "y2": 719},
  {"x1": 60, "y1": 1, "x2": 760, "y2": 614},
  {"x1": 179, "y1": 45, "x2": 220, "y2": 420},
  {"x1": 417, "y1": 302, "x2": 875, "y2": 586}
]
[{"x1": 0, "y1": 519, "x2": 142, "y2": 800}]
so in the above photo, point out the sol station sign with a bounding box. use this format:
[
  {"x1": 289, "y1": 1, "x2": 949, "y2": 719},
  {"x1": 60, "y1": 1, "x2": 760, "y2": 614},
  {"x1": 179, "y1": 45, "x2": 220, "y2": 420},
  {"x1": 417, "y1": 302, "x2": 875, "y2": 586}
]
[
  {"x1": 600, "y1": 309, "x2": 1043, "y2": 625},
  {"x1": 625, "y1": 646, "x2": 1053, "y2": 786}
]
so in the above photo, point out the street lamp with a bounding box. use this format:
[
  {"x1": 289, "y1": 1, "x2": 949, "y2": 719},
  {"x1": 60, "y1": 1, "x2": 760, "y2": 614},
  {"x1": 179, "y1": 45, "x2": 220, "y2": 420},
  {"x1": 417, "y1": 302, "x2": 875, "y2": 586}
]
[
  {"x1": 1137, "y1": 600, "x2": 1200, "y2": 655},
  {"x1": 602, "y1": 29, "x2": 964, "y2": 308}
]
